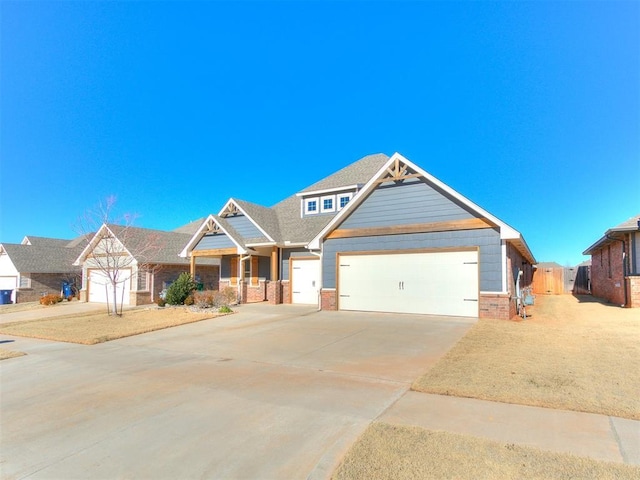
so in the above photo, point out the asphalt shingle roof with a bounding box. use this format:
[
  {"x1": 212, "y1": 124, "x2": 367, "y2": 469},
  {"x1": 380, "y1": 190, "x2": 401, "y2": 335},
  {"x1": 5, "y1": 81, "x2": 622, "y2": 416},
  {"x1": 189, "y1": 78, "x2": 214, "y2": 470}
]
[{"x1": 1, "y1": 243, "x2": 83, "y2": 273}]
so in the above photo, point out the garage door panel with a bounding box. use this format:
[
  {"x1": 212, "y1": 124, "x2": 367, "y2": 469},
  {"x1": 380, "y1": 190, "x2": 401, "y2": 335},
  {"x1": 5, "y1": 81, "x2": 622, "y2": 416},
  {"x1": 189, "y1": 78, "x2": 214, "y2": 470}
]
[
  {"x1": 88, "y1": 270, "x2": 130, "y2": 305},
  {"x1": 338, "y1": 250, "x2": 478, "y2": 317}
]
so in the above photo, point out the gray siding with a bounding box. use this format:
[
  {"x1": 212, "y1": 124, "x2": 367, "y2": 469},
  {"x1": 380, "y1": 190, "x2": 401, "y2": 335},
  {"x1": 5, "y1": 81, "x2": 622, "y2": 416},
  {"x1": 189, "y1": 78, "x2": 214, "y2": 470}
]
[
  {"x1": 194, "y1": 233, "x2": 235, "y2": 250},
  {"x1": 323, "y1": 228, "x2": 502, "y2": 291},
  {"x1": 225, "y1": 215, "x2": 263, "y2": 239},
  {"x1": 221, "y1": 256, "x2": 233, "y2": 278},
  {"x1": 281, "y1": 248, "x2": 311, "y2": 281},
  {"x1": 341, "y1": 181, "x2": 474, "y2": 229},
  {"x1": 258, "y1": 256, "x2": 270, "y2": 280}
]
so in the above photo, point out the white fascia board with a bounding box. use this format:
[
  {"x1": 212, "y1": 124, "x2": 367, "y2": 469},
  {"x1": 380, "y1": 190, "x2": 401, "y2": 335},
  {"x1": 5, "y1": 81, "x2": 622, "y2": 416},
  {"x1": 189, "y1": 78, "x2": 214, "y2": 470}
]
[
  {"x1": 218, "y1": 198, "x2": 274, "y2": 242},
  {"x1": 244, "y1": 241, "x2": 276, "y2": 247},
  {"x1": 295, "y1": 184, "x2": 361, "y2": 198},
  {"x1": 74, "y1": 224, "x2": 133, "y2": 266}
]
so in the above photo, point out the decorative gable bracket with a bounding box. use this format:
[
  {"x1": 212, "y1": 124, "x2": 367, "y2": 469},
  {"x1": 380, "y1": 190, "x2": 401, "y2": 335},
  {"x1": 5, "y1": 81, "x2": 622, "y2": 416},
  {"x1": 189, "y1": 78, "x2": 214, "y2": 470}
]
[{"x1": 374, "y1": 157, "x2": 422, "y2": 185}]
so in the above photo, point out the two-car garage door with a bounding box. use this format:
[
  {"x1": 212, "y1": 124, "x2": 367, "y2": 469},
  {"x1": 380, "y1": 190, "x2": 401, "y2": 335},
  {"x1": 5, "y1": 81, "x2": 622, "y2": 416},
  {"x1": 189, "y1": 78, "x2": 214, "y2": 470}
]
[{"x1": 338, "y1": 250, "x2": 479, "y2": 317}]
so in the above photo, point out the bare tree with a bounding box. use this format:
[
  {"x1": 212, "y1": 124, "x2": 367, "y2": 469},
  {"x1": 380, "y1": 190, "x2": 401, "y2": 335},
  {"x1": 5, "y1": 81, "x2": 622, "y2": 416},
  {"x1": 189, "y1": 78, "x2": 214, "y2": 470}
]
[{"x1": 75, "y1": 196, "x2": 161, "y2": 316}]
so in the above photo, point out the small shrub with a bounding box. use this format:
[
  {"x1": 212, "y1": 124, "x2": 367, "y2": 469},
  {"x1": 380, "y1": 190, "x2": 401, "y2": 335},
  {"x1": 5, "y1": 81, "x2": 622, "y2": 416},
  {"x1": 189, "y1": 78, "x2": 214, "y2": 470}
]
[
  {"x1": 156, "y1": 297, "x2": 166, "y2": 307},
  {"x1": 67, "y1": 295, "x2": 74, "y2": 302},
  {"x1": 40, "y1": 294, "x2": 63, "y2": 306},
  {"x1": 184, "y1": 295, "x2": 194, "y2": 306},
  {"x1": 165, "y1": 273, "x2": 197, "y2": 305},
  {"x1": 194, "y1": 291, "x2": 214, "y2": 308},
  {"x1": 218, "y1": 305, "x2": 232, "y2": 314},
  {"x1": 221, "y1": 287, "x2": 237, "y2": 305}
]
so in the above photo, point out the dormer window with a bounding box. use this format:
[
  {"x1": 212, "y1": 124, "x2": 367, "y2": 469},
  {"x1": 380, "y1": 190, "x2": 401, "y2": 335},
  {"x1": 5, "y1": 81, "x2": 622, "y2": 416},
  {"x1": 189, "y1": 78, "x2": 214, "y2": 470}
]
[
  {"x1": 338, "y1": 193, "x2": 352, "y2": 210},
  {"x1": 304, "y1": 197, "x2": 319, "y2": 215},
  {"x1": 321, "y1": 195, "x2": 335, "y2": 213}
]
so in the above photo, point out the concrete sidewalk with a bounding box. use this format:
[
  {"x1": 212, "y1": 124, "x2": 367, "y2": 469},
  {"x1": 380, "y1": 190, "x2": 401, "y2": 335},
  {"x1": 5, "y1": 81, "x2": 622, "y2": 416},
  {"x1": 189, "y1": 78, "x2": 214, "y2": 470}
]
[{"x1": 379, "y1": 391, "x2": 640, "y2": 465}]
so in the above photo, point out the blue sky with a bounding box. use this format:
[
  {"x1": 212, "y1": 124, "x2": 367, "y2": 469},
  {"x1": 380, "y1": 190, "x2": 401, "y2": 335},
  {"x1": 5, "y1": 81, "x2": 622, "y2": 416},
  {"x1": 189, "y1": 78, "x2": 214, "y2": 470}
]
[{"x1": 1, "y1": 1, "x2": 638, "y2": 266}]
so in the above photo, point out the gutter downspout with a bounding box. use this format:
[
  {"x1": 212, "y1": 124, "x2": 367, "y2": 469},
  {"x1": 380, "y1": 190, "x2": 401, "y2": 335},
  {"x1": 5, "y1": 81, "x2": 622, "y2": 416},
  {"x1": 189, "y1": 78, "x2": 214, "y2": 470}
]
[{"x1": 606, "y1": 234, "x2": 627, "y2": 307}]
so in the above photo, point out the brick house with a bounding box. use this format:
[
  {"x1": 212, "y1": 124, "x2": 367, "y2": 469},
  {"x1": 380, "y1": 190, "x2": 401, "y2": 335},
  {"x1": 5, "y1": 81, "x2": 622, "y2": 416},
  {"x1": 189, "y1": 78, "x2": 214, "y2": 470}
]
[
  {"x1": 182, "y1": 152, "x2": 536, "y2": 320},
  {"x1": 583, "y1": 214, "x2": 640, "y2": 307},
  {"x1": 75, "y1": 222, "x2": 219, "y2": 307},
  {"x1": 0, "y1": 236, "x2": 86, "y2": 303}
]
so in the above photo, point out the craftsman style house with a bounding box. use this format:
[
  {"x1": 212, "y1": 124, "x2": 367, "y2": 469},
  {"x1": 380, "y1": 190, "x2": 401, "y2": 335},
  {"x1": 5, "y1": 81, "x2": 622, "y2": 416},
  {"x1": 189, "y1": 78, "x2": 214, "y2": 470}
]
[
  {"x1": 583, "y1": 214, "x2": 640, "y2": 308},
  {"x1": 181, "y1": 153, "x2": 536, "y2": 320}
]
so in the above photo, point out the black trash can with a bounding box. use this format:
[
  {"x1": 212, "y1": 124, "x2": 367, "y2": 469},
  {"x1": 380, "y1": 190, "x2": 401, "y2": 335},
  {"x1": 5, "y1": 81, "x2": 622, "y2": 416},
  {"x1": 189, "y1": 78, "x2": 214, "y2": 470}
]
[{"x1": 0, "y1": 289, "x2": 13, "y2": 305}]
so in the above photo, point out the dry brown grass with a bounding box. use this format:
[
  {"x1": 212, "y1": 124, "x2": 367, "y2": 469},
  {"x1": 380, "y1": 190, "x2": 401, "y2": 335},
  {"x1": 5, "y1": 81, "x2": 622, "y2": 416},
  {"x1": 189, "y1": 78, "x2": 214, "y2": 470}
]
[
  {"x1": 413, "y1": 295, "x2": 640, "y2": 420},
  {"x1": 0, "y1": 347, "x2": 26, "y2": 360},
  {"x1": 0, "y1": 302, "x2": 45, "y2": 314},
  {"x1": 0, "y1": 307, "x2": 227, "y2": 345},
  {"x1": 333, "y1": 422, "x2": 640, "y2": 480}
]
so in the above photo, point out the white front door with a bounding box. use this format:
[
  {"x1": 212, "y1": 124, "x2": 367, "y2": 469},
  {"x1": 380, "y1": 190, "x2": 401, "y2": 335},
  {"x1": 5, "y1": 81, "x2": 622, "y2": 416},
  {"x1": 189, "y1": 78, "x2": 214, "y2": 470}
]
[
  {"x1": 338, "y1": 250, "x2": 479, "y2": 317},
  {"x1": 88, "y1": 269, "x2": 131, "y2": 305},
  {"x1": 291, "y1": 258, "x2": 320, "y2": 304}
]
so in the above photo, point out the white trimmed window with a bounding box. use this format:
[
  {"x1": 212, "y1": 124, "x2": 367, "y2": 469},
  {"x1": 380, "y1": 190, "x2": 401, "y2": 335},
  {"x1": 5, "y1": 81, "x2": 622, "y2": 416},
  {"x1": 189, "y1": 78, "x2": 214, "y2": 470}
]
[
  {"x1": 337, "y1": 193, "x2": 352, "y2": 210},
  {"x1": 304, "y1": 197, "x2": 319, "y2": 215},
  {"x1": 321, "y1": 195, "x2": 335, "y2": 213},
  {"x1": 19, "y1": 274, "x2": 31, "y2": 288},
  {"x1": 137, "y1": 269, "x2": 149, "y2": 291}
]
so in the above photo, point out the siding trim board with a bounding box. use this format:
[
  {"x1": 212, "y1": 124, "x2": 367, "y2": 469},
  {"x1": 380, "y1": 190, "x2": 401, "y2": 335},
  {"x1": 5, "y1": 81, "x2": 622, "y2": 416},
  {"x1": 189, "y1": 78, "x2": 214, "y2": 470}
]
[{"x1": 327, "y1": 218, "x2": 492, "y2": 240}]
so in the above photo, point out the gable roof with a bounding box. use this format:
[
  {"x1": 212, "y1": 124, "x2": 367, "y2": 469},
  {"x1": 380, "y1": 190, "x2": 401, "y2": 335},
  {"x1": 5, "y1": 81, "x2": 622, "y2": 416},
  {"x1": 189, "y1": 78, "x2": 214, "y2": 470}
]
[
  {"x1": 76, "y1": 223, "x2": 218, "y2": 266},
  {"x1": 583, "y1": 214, "x2": 640, "y2": 255},
  {"x1": 308, "y1": 153, "x2": 536, "y2": 263},
  {"x1": 180, "y1": 152, "x2": 535, "y2": 264},
  {"x1": 21, "y1": 236, "x2": 72, "y2": 247},
  {"x1": 1, "y1": 242, "x2": 83, "y2": 273},
  {"x1": 179, "y1": 215, "x2": 250, "y2": 257}
]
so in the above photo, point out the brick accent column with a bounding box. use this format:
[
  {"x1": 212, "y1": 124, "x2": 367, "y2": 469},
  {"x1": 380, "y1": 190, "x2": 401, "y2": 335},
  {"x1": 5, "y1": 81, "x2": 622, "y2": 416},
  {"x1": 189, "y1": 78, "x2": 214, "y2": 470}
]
[
  {"x1": 321, "y1": 289, "x2": 337, "y2": 311},
  {"x1": 626, "y1": 276, "x2": 640, "y2": 308},
  {"x1": 479, "y1": 293, "x2": 512, "y2": 320},
  {"x1": 282, "y1": 280, "x2": 291, "y2": 304},
  {"x1": 266, "y1": 280, "x2": 282, "y2": 305}
]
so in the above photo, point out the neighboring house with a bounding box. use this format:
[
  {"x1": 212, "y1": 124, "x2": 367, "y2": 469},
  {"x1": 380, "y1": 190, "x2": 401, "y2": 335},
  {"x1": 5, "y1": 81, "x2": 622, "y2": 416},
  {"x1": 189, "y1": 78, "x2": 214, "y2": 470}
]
[
  {"x1": 74, "y1": 223, "x2": 219, "y2": 306},
  {"x1": 0, "y1": 235, "x2": 86, "y2": 303},
  {"x1": 181, "y1": 152, "x2": 536, "y2": 320},
  {"x1": 583, "y1": 214, "x2": 640, "y2": 307}
]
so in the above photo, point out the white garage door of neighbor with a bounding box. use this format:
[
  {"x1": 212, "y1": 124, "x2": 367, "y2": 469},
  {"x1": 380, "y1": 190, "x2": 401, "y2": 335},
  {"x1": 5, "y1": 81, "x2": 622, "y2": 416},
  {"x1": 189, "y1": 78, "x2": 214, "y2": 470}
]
[
  {"x1": 88, "y1": 269, "x2": 131, "y2": 305},
  {"x1": 291, "y1": 259, "x2": 320, "y2": 304},
  {"x1": 338, "y1": 250, "x2": 479, "y2": 317}
]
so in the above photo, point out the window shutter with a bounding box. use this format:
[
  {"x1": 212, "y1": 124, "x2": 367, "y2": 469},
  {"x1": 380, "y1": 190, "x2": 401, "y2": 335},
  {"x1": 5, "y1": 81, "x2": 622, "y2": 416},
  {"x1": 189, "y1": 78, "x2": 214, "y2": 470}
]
[
  {"x1": 251, "y1": 256, "x2": 259, "y2": 286},
  {"x1": 230, "y1": 256, "x2": 238, "y2": 285}
]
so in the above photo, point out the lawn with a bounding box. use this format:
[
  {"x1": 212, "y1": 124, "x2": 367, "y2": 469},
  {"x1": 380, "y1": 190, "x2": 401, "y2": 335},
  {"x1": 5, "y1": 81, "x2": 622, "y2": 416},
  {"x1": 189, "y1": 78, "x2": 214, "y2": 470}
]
[
  {"x1": 332, "y1": 422, "x2": 640, "y2": 480},
  {"x1": 0, "y1": 307, "x2": 228, "y2": 345},
  {"x1": 412, "y1": 295, "x2": 640, "y2": 420}
]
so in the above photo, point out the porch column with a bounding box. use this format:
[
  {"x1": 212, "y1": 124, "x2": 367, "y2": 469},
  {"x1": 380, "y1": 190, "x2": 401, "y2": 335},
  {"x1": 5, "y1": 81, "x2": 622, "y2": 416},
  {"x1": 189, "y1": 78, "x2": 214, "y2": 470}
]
[
  {"x1": 190, "y1": 254, "x2": 196, "y2": 277},
  {"x1": 271, "y1": 246, "x2": 279, "y2": 280}
]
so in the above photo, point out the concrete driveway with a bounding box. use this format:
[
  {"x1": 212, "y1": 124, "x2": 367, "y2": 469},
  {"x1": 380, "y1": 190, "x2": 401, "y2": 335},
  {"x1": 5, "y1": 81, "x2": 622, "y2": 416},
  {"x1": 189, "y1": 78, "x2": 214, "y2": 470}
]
[{"x1": 0, "y1": 303, "x2": 475, "y2": 479}]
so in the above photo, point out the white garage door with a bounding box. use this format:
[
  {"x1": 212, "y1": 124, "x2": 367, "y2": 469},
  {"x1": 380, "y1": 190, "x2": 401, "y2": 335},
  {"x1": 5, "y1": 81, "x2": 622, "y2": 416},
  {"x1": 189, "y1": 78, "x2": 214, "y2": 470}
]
[
  {"x1": 88, "y1": 269, "x2": 131, "y2": 305},
  {"x1": 291, "y1": 258, "x2": 320, "y2": 304},
  {"x1": 338, "y1": 250, "x2": 479, "y2": 317}
]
